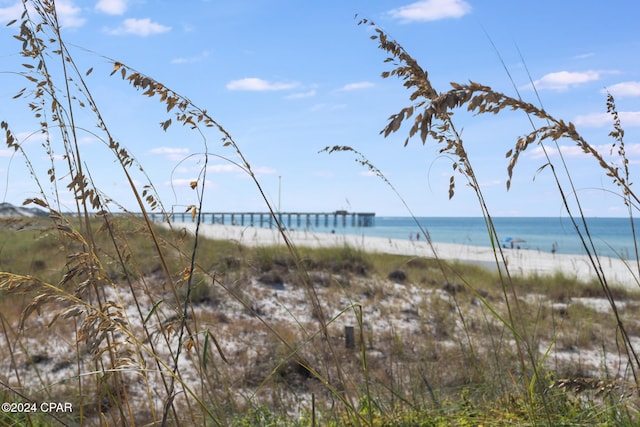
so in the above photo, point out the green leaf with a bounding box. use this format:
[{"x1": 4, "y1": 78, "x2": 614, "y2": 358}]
[
  {"x1": 144, "y1": 299, "x2": 164, "y2": 324},
  {"x1": 203, "y1": 331, "x2": 210, "y2": 370}
]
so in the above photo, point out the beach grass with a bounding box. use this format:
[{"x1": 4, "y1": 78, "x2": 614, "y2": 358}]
[
  {"x1": 3, "y1": 216, "x2": 640, "y2": 425},
  {"x1": 2, "y1": 2, "x2": 640, "y2": 425}
]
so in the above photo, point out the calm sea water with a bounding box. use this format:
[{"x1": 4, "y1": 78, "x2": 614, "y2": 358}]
[
  {"x1": 311, "y1": 216, "x2": 638, "y2": 260},
  {"x1": 208, "y1": 213, "x2": 638, "y2": 259}
]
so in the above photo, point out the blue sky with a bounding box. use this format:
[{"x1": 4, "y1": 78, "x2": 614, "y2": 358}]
[{"x1": 1, "y1": 0, "x2": 639, "y2": 217}]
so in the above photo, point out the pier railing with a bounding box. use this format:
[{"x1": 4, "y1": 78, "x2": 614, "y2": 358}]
[{"x1": 148, "y1": 211, "x2": 375, "y2": 228}]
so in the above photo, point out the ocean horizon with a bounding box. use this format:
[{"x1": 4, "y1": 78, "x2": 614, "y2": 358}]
[
  {"x1": 200, "y1": 214, "x2": 638, "y2": 260},
  {"x1": 233, "y1": 216, "x2": 632, "y2": 260},
  {"x1": 336, "y1": 216, "x2": 638, "y2": 260}
]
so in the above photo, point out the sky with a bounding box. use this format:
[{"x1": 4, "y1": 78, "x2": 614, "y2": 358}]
[{"x1": 0, "y1": 0, "x2": 639, "y2": 217}]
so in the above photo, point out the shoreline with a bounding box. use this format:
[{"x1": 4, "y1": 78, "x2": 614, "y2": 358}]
[{"x1": 169, "y1": 222, "x2": 639, "y2": 289}]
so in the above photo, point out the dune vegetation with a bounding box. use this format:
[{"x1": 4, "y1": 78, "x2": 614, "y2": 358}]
[{"x1": 1, "y1": 2, "x2": 640, "y2": 426}]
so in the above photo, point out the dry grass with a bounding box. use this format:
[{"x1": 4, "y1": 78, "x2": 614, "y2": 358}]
[
  {"x1": 2, "y1": 2, "x2": 640, "y2": 425},
  {"x1": 3, "y1": 218, "x2": 640, "y2": 424}
]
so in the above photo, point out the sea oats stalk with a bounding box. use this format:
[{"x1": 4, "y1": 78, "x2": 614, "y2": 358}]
[
  {"x1": 2, "y1": 1, "x2": 206, "y2": 423},
  {"x1": 3, "y1": 1, "x2": 371, "y2": 424},
  {"x1": 349, "y1": 17, "x2": 640, "y2": 410},
  {"x1": 3, "y1": 2, "x2": 640, "y2": 425}
]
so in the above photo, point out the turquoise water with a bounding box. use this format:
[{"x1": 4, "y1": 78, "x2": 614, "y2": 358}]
[
  {"x1": 208, "y1": 213, "x2": 638, "y2": 259},
  {"x1": 313, "y1": 216, "x2": 639, "y2": 260}
]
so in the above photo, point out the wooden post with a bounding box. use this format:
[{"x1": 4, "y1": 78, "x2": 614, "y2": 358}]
[{"x1": 345, "y1": 326, "x2": 355, "y2": 349}]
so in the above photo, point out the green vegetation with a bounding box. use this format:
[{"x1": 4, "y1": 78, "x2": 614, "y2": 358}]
[
  {"x1": 2, "y1": 216, "x2": 639, "y2": 426},
  {"x1": 1, "y1": 2, "x2": 640, "y2": 426}
]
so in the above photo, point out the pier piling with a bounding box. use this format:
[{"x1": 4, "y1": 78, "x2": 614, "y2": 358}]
[{"x1": 149, "y1": 210, "x2": 375, "y2": 228}]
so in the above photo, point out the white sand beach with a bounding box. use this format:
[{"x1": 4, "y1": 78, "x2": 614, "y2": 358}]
[{"x1": 170, "y1": 222, "x2": 639, "y2": 289}]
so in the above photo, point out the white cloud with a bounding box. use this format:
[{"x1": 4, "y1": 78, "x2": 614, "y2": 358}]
[
  {"x1": 167, "y1": 178, "x2": 215, "y2": 188},
  {"x1": 531, "y1": 70, "x2": 601, "y2": 91},
  {"x1": 314, "y1": 170, "x2": 334, "y2": 178},
  {"x1": 95, "y1": 0, "x2": 127, "y2": 15},
  {"x1": 107, "y1": 18, "x2": 171, "y2": 36},
  {"x1": 527, "y1": 143, "x2": 640, "y2": 160},
  {"x1": 285, "y1": 90, "x2": 317, "y2": 99},
  {"x1": 338, "y1": 81, "x2": 374, "y2": 91},
  {"x1": 77, "y1": 136, "x2": 96, "y2": 145},
  {"x1": 604, "y1": 81, "x2": 640, "y2": 98},
  {"x1": 55, "y1": 0, "x2": 86, "y2": 28},
  {"x1": 527, "y1": 144, "x2": 585, "y2": 160},
  {"x1": 574, "y1": 111, "x2": 640, "y2": 127},
  {"x1": 624, "y1": 144, "x2": 640, "y2": 157},
  {"x1": 0, "y1": 1, "x2": 84, "y2": 27},
  {"x1": 573, "y1": 52, "x2": 595, "y2": 60},
  {"x1": 253, "y1": 166, "x2": 276, "y2": 176},
  {"x1": 310, "y1": 103, "x2": 347, "y2": 112},
  {"x1": 149, "y1": 147, "x2": 189, "y2": 161},
  {"x1": 207, "y1": 164, "x2": 237, "y2": 173},
  {"x1": 0, "y1": 149, "x2": 15, "y2": 158},
  {"x1": 15, "y1": 131, "x2": 47, "y2": 144},
  {"x1": 479, "y1": 179, "x2": 502, "y2": 187},
  {"x1": 0, "y1": 2, "x2": 22, "y2": 24},
  {"x1": 206, "y1": 163, "x2": 274, "y2": 176},
  {"x1": 573, "y1": 113, "x2": 610, "y2": 127},
  {"x1": 226, "y1": 78, "x2": 299, "y2": 91},
  {"x1": 389, "y1": 0, "x2": 471, "y2": 22},
  {"x1": 171, "y1": 51, "x2": 210, "y2": 64},
  {"x1": 149, "y1": 147, "x2": 189, "y2": 155}
]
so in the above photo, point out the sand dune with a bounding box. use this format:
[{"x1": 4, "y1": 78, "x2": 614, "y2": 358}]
[{"x1": 169, "y1": 222, "x2": 639, "y2": 289}]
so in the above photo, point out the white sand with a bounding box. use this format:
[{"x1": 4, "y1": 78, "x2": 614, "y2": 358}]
[{"x1": 169, "y1": 222, "x2": 640, "y2": 289}]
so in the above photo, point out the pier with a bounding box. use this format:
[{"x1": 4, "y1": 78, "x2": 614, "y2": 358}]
[{"x1": 150, "y1": 210, "x2": 375, "y2": 228}]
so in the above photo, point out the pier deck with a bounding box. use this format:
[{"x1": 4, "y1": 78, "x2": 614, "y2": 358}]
[{"x1": 150, "y1": 210, "x2": 375, "y2": 228}]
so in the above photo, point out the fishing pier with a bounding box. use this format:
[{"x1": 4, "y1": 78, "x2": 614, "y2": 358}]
[{"x1": 151, "y1": 210, "x2": 375, "y2": 229}]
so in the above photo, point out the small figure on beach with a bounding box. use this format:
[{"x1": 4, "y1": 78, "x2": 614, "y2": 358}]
[
  {"x1": 416, "y1": 232, "x2": 420, "y2": 241},
  {"x1": 551, "y1": 242, "x2": 557, "y2": 255}
]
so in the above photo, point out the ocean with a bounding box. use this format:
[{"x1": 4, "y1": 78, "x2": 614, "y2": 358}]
[
  {"x1": 308, "y1": 216, "x2": 639, "y2": 260},
  {"x1": 202, "y1": 212, "x2": 638, "y2": 260}
]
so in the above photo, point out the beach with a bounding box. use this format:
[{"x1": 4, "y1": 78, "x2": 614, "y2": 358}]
[{"x1": 169, "y1": 222, "x2": 639, "y2": 289}]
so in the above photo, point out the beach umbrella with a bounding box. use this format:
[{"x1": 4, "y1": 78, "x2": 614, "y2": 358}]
[
  {"x1": 501, "y1": 236, "x2": 526, "y2": 247},
  {"x1": 501, "y1": 237, "x2": 525, "y2": 243}
]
